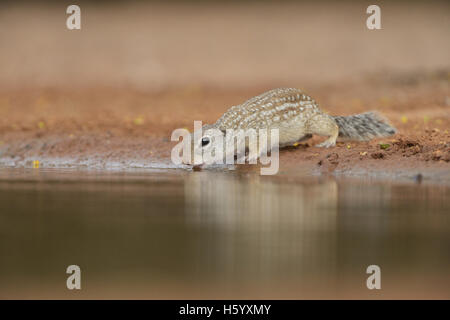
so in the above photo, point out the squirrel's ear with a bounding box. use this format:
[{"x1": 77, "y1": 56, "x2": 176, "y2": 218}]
[
  {"x1": 214, "y1": 124, "x2": 226, "y2": 135},
  {"x1": 203, "y1": 123, "x2": 225, "y2": 135}
]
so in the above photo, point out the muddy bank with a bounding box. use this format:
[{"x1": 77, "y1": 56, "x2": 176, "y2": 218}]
[{"x1": 0, "y1": 73, "x2": 448, "y2": 183}]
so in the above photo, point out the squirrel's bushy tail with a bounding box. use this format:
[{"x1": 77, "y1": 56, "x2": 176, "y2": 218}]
[{"x1": 333, "y1": 111, "x2": 396, "y2": 141}]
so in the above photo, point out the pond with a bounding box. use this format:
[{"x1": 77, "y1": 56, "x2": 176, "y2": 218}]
[{"x1": 0, "y1": 168, "x2": 449, "y2": 299}]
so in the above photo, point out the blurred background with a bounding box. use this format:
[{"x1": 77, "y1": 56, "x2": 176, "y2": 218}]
[{"x1": 1, "y1": 0, "x2": 449, "y2": 89}]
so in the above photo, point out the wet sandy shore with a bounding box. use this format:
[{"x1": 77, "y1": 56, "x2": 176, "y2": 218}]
[
  {"x1": 0, "y1": 73, "x2": 449, "y2": 183},
  {"x1": 0, "y1": 2, "x2": 449, "y2": 183}
]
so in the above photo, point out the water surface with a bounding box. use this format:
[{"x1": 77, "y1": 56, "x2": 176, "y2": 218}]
[{"x1": 0, "y1": 168, "x2": 449, "y2": 299}]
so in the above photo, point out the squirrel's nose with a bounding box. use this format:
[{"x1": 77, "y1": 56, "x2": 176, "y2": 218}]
[
  {"x1": 182, "y1": 156, "x2": 204, "y2": 166},
  {"x1": 182, "y1": 158, "x2": 193, "y2": 165}
]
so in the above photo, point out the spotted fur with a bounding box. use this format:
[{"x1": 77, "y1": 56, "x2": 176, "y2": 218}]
[{"x1": 188, "y1": 88, "x2": 396, "y2": 164}]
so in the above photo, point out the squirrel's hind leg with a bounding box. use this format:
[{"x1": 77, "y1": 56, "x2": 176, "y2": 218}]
[{"x1": 307, "y1": 114, "x2": 339, "y2": 148}]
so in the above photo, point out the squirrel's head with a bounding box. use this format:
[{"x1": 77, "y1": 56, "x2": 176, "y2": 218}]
[
  {"x1": 183, "y1": 124, "x2": 246, "y2": 166},
  {"x1": 182, "y1": 124, "x2": 223, "y2": 166}
]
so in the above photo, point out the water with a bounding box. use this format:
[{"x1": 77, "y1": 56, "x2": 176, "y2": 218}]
[{"x1": 0, "y1": 168, "x2": 449, "y2": 299}]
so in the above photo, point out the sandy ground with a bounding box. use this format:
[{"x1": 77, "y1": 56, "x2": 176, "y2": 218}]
[{"x1": 0, "y1": 1, "x2": 449, "y2": 182}]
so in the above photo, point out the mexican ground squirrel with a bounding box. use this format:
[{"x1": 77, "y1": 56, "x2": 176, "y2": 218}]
[{"x1": 190, "y1": 88, "x2": 396, "y2": 163}]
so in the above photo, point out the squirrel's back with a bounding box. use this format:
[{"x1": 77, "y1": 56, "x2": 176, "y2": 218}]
[
  {"x1": 215, "y1": 88, "x2": 321, "y2": 130},
  {"x1": 211, "y1": 88, "x2": 396, "y2": 145}
]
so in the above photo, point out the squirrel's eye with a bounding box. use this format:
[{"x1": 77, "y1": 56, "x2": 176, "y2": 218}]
[{"x1": 201, "y1": 137, "x2": 210, "y2": 147}]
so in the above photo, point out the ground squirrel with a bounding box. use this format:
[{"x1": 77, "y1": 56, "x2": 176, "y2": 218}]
[{"x1": 189, "y1": 88, "x2": 396, "y2": 164}]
